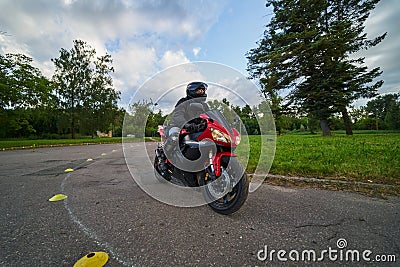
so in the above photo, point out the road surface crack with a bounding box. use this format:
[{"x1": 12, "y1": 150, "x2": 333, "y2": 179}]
[{"x1": 295, "y1": 218, "x2": 345, "y2": 229}]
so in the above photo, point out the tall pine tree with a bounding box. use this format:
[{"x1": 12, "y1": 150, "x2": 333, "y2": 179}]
[{"x1": 247, "y1": 0, "x2": 386, "y2": 136}]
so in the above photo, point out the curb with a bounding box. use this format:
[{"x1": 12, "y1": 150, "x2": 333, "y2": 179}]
[{"x1": 250, "y1": 173, "x2": 397, "y2": 188}]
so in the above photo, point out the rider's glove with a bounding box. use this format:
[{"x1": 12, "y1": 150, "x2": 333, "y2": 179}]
[
  {"x1": 184, "y1": 123, "x2": 196, "y2": 133},
  {"x1": 184, "y1": 123, "x2": 206, "y2": 133}
]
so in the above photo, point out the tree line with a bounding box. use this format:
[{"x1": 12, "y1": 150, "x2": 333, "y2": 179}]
[
  {"x1": 125, "y1": 98, "x2": 264, "y2": 138},
  {"x1": 136, "y1": 93, "x2": 400, "y2": 138},
  {"x1": 0, "y1": 40, "x2": 123, "y2": 139},
  {"x1": 271, "y1": 93, "x2": 400, "y2": 134}
]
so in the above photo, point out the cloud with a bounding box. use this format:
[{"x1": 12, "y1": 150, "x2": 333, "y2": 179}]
[
  {"x1": 210, "y1": 76, "x2": 264, "y2": 108},
  {"x1": 112, "y1": 41, "x2": 157, "y2": 90},
  {"x1": 159, "y1": 50, "x2": 190, "y2": 69},
  {"x1": 193, "y1": 47, "x2": 201, "y2": 57},
  {"x1": 0, "y1": 0, "x2": 228, "y2": 107},
  {"x1": 0, "y1": 0, "x2": 226, "y2": 55},
  {"x1": 129, "y1": 62, "x2": 266, "y2": 116},
  {"x1": 360, "y1": 0, "x2": 400, "y2": 94},
  {"x1": 132, "y1": 62, "x2": 206, "y2": 112}
]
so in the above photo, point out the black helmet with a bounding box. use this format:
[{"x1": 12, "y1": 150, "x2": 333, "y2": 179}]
[{"x1": 186, "y1": 81, "x2": 208, "y2": 98}]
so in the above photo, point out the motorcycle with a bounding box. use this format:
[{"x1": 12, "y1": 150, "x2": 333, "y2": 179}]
[{"x1": 154, "y1": 103, "x2": 249, "y2": 215}]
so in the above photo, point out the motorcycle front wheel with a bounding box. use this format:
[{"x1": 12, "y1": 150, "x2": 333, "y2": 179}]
[{"x1": 202, "y1": 158, "x2": 249, "y2": 215}]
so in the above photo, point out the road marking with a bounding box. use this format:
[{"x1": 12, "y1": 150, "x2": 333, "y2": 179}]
[{"x1": 60, "y1": 148, "x2": 134, "y2": 266}]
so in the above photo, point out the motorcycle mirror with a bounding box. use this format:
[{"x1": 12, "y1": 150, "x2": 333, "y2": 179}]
[{"x1": 189, "y1": 103, "x2": 204, "y2": 112}]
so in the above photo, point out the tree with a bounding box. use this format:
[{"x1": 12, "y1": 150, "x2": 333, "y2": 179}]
[
  {"x1": 0, "y1": 53, "x2": 53, "y2": 110},
  {"x1": 247, "y1": 0, "x2": 386, "y2": 136},
  {"x1": 52, "y1": 40, "x2": 94, "y2": 138},
  {"x1": 52, "y1": 40, "x2": 120, "y2": 138},
  {"x1": 111, "y1": 107, "x2": 126, "y2": 137},
  {"x1": 125, "y1": 99, "x2": 154, "y2": 138},
  {"x1": 385, "y1": 99, "x2": 400, "y2": 130},
  {"x1": 208, "y1": 98, "x2": 237, "y2": 123},
  {"x1": 208, "y1": 98, "x2": 261, "y2": 135},
  {"x1": 83, "y1": 54, "x2": 120, "y2": 138},
  {"x1": 145, "y1": 109, "x2": 167, "y2": 137},
  {"x1": 0, "y1": 53, "x2": 54, "y2": 138},
  {"x1": 365, "y1": 93, "x2": 400, "y2": 130}
]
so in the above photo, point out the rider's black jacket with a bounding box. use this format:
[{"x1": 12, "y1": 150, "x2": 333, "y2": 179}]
[{"x1": 171, "y1": 96, "x2": 209, "y2": 130}]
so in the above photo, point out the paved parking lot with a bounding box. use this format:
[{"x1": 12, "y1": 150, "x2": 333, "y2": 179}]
[{"x1": 0, "y1": 144, "x2": 399, "y2": 266}]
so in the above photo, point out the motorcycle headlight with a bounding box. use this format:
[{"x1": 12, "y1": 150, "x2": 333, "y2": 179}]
[{"x1": 210, "y1": 128, "x2": 231, "y2": 144}]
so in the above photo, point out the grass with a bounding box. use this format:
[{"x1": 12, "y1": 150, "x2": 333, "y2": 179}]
[
  {"x1": 0, "y1": 137, "x2": 123, "y2": 149},
  {"x1": 240, "y1": 132, "x2": 400, "y2": 197},
  {"x1": 273, "y1": 133, "x2": 399, "y2": 185},
  {"x1": 0, "y1": 136, "x2": 163, "y2": 150},
  {"x1": 242, "y1": 132, "x2": 400, "y2": 185}
]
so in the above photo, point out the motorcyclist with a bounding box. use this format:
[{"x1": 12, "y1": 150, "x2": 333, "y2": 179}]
[
  {"x1": 168, "y1": 81, "x2": 209, "y2": 138},
  {"x1": 159, "y1": 82, "x2": 210, "y2": 182}
]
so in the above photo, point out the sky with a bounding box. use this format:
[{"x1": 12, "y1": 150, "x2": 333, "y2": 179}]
[{"x1": 0, "y1": 0, "x2": 399, "y2": 109}]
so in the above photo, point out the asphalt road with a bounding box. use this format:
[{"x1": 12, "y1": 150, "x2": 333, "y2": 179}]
[{"x1": 0, "y1": 143, "x2": 399, "y2": 266}]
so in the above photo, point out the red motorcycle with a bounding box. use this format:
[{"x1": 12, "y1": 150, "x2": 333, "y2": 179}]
[{"x1": 154, "y1": 103, "x2": 249, "y2": 215}]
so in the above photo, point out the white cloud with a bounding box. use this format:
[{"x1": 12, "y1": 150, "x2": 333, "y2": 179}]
[
  {"x1": 209, "y1": 76, "x2": 264, "y2": 108},
  {"x1": 0, "y1": 0, "x2": 228, "y2": 107},
  {"x1": 128, "y1": 62, "x2": 267, "y2": 116},
  {"x1": 112, "y1": 41, "x2": 157, "y2": 90},
  {"x1": 159, "y1": 50, "x2": 190, "y2": 69},
  {"x1": 130, "y1": 62, "x2": 207, "y2": 113},
  {"x1": 193, "y1": 47, "x2": 201, "y2": 57},
  {"x1": 0, "y1": 35, "x2": 30, "y2": 56},
  {"x1": 63, "y1": 0, "x2": 76, "y2": 6}
]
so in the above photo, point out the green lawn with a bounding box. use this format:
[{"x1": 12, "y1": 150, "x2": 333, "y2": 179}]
[
  {"x1": 0, "y1": 137, "x2": 123, "y2": 149},
  {"x1": 245, "y1": 132, "x2": 400, "y2": 186}
]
